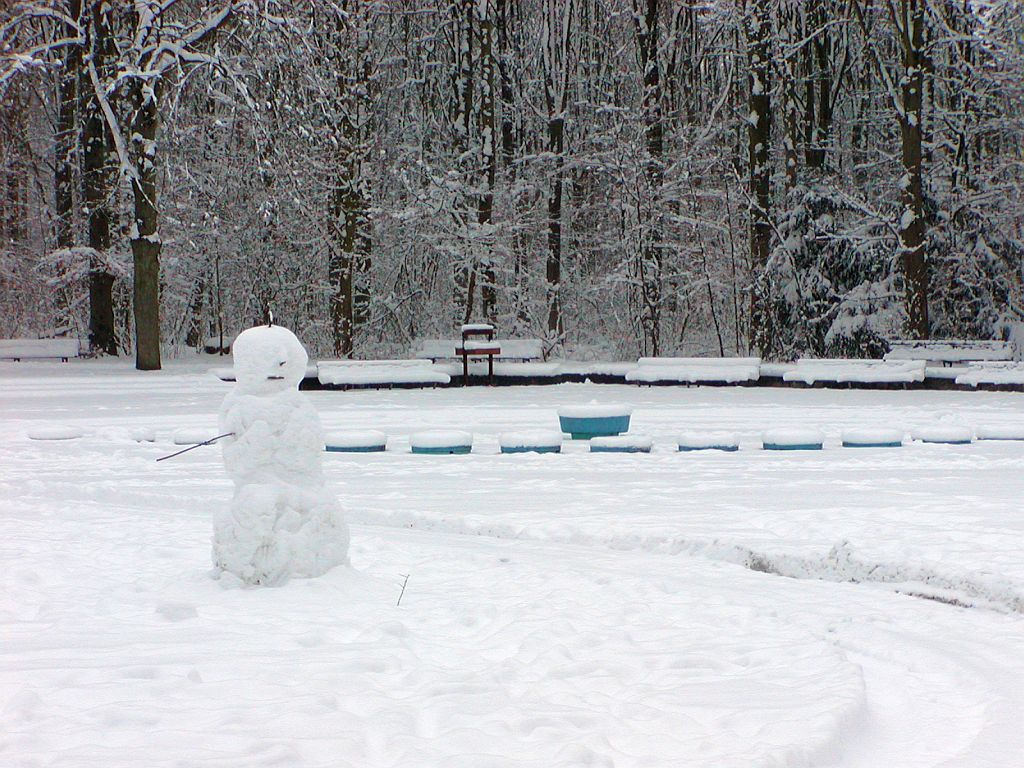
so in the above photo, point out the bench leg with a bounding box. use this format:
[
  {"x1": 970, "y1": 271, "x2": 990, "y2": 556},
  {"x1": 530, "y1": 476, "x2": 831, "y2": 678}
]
[
  {"x1": 462, "y1": 354, "x2": 469, "y2": 386},
  {"x1": 488, "y1": 354, "x2": 494, "y2": 385}
]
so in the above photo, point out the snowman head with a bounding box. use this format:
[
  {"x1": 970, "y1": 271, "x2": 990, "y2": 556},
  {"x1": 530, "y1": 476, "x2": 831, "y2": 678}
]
[{"x1": 231, "y1": 325, "x2": 309, "y2": 396}]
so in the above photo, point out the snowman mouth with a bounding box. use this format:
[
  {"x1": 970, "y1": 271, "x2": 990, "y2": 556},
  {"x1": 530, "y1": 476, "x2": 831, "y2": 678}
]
[{"x1": 267, "y1": 376, "x2": 285, "y2": 381}]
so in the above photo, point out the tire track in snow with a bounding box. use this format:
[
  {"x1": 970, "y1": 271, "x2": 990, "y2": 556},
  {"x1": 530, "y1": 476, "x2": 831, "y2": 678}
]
[{"x1": 352, "y1": 508, "x2": 1024, "y2": 614}]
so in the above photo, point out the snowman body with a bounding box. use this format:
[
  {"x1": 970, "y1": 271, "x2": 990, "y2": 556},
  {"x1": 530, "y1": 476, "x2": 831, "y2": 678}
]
[{"x1": 214, "y1": 325, "x2": 349, "y2": 585}]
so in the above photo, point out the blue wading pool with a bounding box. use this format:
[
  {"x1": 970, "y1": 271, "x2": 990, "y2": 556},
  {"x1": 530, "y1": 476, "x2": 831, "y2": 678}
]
[{"x1": 557, "y1": 410, "x2": 632, "y2": 440}]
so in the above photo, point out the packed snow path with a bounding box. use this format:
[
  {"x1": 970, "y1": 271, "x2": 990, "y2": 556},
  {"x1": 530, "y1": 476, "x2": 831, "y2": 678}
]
[{"x1": 3, "y1": 360, "x2": 1024, "y2": 766}]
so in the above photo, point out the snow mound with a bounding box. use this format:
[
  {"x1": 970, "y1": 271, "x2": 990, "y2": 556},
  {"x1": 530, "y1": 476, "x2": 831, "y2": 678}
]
[
  {"x1": 130, "y1": 427, "x2": 156, "y2": 443},
  {"x1": 976, "y1": 424, "x2": 1024, "y2": 441},
  {"x1": 763, "y1": 428, "x2": 824, "y2": 450},
  {"x1": 913, "y1": 424, "x2": 973, "y2": 444},
  {"x1": 27, "y1": 425, "x2": 84, "y2": 441},
  {"x1": 173, "y1": 428, "x2": 214, "y2": 446},
  {"x1": 499, "y1": 429, "x2": 563, "y2": 449},
  {"x1": 678, "y1": 431, "x2": 740, "y2": 451},
  {"x1": 841, "y1": 428, "x2": 904, "y2": 447},
  {"x1": 590, "y1": 434, "x2": 653, "y2": 452}
]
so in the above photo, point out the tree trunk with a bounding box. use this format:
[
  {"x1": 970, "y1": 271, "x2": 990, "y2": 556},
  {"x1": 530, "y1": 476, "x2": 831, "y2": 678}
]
[
  {"x1": 897, "y1": 0, "x2": 929, "y2": 339},
  {"x1": 83, "y1": 0, "x2": 117, "y2": 355},
  {"x1": 496, "y1": 0, "x2": 528, "y2": 328},
  {"x1": 744, "y1": 0, "x2": 773, "y2": 354},
  {"x1": 477, "y1": 1, "x2": 498, "y2": 321},
  {"x1": 130, "y1": 85, "x2": 162, "y2": 371},
  {"x1": 452, "y1": 0, "x2": 476, "y2": 324},
  {"x1": 328, "y1": 5, "x2": 372, "y2": 358},
  {"x1": 546, "y1": 116, "x2": 564, "y2": 340},
  {"x1": 634, "y1": 0, "x2": 663, "y2": 356}
]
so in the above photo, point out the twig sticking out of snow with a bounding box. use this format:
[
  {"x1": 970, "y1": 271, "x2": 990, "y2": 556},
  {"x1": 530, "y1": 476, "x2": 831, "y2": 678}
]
[
  {"x1": 156, "y1": 433, "x2": 235, "y2": 462},
  {"x1": 397, "y1": 574, "x2": 410, "y2": 607}
]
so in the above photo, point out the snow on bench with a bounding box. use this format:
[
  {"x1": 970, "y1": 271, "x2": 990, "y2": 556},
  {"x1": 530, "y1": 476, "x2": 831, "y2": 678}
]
[
  {"x1": 783, "y1": 358, "x2": 926, "y2": 385},
  {"x1": 885, "y1": 339, "x2": 1015, "y2": 366},
  {"x1": 955, "y1": 362, "x2": 1024, "y2": 388},
  {"x1": 0, "y1": 338, "x2": 81, "y2": 362},
  {"x1": 317, "y1": 359, "x2": 450, "y2": 387},
  {"x1": 413, "y1": 338, "x2": 544, "y2": 362},
  {"x1": 625, "y1": 357, "x2": 761, "y2": 384}
]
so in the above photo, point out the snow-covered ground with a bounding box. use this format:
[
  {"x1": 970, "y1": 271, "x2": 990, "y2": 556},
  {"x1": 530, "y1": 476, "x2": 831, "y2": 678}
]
[{"x1": 3, "y1": 359, "x2": 1024, "y2": 767}]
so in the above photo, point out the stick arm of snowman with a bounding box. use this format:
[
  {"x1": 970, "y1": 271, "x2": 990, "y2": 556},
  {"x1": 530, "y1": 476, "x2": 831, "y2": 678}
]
[{"x1": 156, "y1": 432, "x2": 236, "y2": 462}]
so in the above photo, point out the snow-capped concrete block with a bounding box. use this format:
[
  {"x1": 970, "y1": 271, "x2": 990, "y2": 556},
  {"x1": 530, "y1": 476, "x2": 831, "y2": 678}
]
[
  {"x1": 410, "y1": 429, "x2": 473, "y2": 455},
  {"x1": 499, "y1": 430, "x2": 562, "y2": 454},
  {"x1": 841, "y1": 428, "x2": 904, "y2": 448},
  {"x1": 913, "y1": 425, "x2": 973, "y2": 445},
  {"x1": 325, "y1": 430, "x2": 388, "y2": 453},
  {"x1": 976, "y1": 424, "x2": 1024, "y2": 441},
  {"x1": 762, "y1": 428, "x2": 824, "y2": 451},
  {"x1": 590, "y1": 434, "x2": 653, "y2": 453},
  {"x1": 678, "y1": 431, "x2": 740, "y2": 452}
]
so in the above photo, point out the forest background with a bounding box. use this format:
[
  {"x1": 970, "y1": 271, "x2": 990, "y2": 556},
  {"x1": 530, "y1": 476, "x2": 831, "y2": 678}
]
[{"x1": 1, "y1": 0, "x2": 1022, "y2": 369}]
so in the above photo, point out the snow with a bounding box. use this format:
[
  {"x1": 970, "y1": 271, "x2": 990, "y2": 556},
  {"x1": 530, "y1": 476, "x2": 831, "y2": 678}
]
[
  {"x1": 590, "y1": 434, "x2": 653, "y2": 452},
  {"x1": 317, "y1": 360, "x2": 450, "y2": 387},
  {"x1": 0, "y1": 338, "x2": 81, "y2": 359},
  {"x1": 409, "y1": 429, "x2": 473, "y2": 449},
  {"x1": 557, "y1": 403, "x2": 632, "y2": 418},
  {"x1": 976, "y1": 424, "x2": 1024, "y2": 441},
  {"x1": 5, "y1": 363, "x2": 1024, "y2": 766},
  {"x1": 215, "y1": 326, "x2": 349, "y2": 585},
  {"x1": 461, "y1": 339, "x2": 500, "y2": 352},
  {"x1": 324, "y1": 429, "x2": 388, "y2": 449},
  {"x1": 414, "y1": 339, "x2": 543, "y2": 361},
  {"x1": 26, "y1": 424, "x2": 84, "y2": 440},
  {"x1": 460, "y1": 323, "x2": 495, "y2": 333},
  {"x1": 784, "y1": 359, "x2": 926, "y2": 385},
  {"x1": 956, "y1": 362, "x2": 1024, "y2": 387},
  {"x1": 841, "y1": 428, "x2": 904, "y2": 447},
  {"x1": 172, "y1": 427, "x2": 214, "y2": 445},
  {"x1": 912, "y1": 424, "x2": 974, "y2": 444},
  {"x1": 677, "y1": 430, "x2": 740, "y2": 450},
  {"x1": 763, "y1": 427, "x2": 825, "y2": 449},
  {"x1": 885, "y1": 340, "x2": 1015, "y2": 364},
  {"x1": 626, "y1": 356, "x2": 760, "y2": 384},
  {"x1": 498, "y1": 429, "x2": 563, "y2": 449}
]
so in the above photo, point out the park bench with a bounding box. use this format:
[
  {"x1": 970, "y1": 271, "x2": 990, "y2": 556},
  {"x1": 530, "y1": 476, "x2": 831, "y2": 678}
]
[
  {"x1": 625, "y1": 357, "x2": 761, "y2": 385},
  {"x1": 0, "y1": 338, "x2": 81, "y2": 362},
  {"x1": 783, "y1": 358, "x2": 926, "y2": 385},
  {"x1": 955, "y1": 361, "x2": 1024, "y2": 388},
  {"x1": 413, "y1": 327, "x2": 544, "y2": 386},
  {"x1": 317, "y1": 359, "x2": 450, "y2": 389},
  {"x1": 884, "y1": 339, "x2": 1015, "y2": 367}
]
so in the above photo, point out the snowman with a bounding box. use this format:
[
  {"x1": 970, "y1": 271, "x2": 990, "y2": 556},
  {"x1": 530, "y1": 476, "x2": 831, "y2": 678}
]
[{"x1": 213, "y1": 323, "x2": 349, "y2": 585}]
